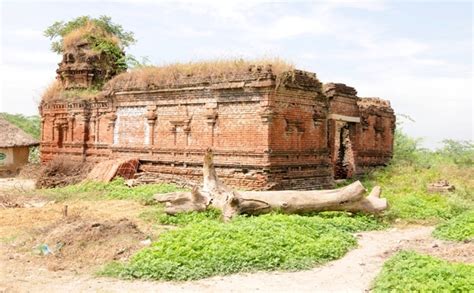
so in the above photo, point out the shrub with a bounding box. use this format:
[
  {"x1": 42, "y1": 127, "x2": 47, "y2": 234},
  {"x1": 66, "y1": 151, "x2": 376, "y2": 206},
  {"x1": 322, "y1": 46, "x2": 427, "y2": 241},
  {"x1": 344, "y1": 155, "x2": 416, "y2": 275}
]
[
  {"x1": 433, "y1": 210, "x2": 474, "y2": 242},
  {"x1": 372, "y1": 251, "x2": 474, "y2": 292},
  {"x1": 437, "y1": 139, "x2": 474, "y2": 166}
]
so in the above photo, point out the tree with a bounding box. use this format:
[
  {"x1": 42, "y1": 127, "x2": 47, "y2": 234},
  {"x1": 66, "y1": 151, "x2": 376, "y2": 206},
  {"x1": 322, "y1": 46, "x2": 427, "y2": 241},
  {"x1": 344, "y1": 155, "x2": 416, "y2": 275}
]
[{"x1": 44, "y1": 15, "x2": 136, "y2": 70}]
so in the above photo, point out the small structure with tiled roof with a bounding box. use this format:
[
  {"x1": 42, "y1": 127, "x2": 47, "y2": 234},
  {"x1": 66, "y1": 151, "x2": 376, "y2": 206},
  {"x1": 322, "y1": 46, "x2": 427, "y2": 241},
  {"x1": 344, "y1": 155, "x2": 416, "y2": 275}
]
[{"x1": 0, "y1": 117, "x2": 39, "y2": 175}]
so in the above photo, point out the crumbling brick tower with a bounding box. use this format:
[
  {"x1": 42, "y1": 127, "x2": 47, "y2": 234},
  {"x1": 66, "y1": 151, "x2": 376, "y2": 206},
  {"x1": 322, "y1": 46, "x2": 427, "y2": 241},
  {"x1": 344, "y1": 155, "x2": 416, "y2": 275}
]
[{"x1": 40, "y1": 47, "x2": 395, "y2": 190}]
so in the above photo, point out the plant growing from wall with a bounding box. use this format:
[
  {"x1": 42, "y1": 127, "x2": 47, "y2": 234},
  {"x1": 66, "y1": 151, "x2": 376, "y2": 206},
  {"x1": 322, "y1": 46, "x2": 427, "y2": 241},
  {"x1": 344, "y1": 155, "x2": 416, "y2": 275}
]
[{"x1": 44, "y1": 15, "x2": 136, "y2": 72}]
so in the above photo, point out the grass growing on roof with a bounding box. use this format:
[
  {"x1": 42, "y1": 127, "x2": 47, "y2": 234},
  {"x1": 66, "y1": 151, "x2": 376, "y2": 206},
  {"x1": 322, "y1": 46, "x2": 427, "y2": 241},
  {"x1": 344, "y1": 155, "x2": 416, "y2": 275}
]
[
  {"x1": 372, "y1": 251, "x2": 474, "y2": 292},
  {"x1": 100, "y1": 212, "x2": 385, "y2": 281},
  {"x1": 41, "y1": 80, "x2": 102, "y2": 101},
  {"x1": 104, "y1": 57, "x2": 294, "y2": 91},
  {"x1": 432, "y1": 210, "x2": 474, "y2": 242}
]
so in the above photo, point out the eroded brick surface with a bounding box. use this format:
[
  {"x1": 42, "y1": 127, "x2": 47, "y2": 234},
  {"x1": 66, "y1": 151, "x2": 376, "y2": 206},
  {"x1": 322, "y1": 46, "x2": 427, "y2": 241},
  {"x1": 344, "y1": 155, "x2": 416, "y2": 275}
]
[{"x1": 40, "y1": 64, "x2": 395, "y2": 190}]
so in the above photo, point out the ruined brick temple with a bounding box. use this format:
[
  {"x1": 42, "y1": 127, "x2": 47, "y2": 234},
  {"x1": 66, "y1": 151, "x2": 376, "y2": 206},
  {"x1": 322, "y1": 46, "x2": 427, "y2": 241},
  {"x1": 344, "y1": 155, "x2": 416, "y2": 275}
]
[{"x1": 40, "y1": 43, "x2": 395, "y2": 190}]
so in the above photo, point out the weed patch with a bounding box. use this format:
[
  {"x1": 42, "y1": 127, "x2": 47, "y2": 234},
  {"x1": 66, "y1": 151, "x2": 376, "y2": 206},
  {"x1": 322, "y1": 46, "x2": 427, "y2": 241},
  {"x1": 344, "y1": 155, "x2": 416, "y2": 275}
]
[
  {"x1": 42, "y1": 178, "x2": 185, "y2": 204},
  {"x1": 433, "y1": 210, "x2": 474, "y2": 242},
  {"x1": 157, "y1": 208, "x2": 222, "y2": 226},
  {"x1": 372, "y1": 251, "x2": 474, "y2": 292},
  {"x1": 101, "y1": 212, "x2": 385, "y2": 281},
  {"x1": 361, "y1": 163, "x2": 472, "y2": 223}
]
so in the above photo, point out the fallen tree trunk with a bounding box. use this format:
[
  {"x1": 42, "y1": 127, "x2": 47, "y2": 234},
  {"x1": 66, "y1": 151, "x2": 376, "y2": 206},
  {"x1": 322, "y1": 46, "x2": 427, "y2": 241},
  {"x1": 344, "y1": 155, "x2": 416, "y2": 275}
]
[{"x1": 154, "y1": 150, "x2": 388, "y2": 220}]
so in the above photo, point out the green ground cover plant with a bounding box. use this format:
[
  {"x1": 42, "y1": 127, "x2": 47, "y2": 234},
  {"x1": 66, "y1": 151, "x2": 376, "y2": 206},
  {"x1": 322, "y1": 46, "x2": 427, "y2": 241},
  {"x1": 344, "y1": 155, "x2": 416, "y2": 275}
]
[
  {"x1": 372, "y1": 251, "x2": 474, "y2": 292},
  {"x1": 42, "y1": 178, "x2": 185, "y2": 204},
  {"x1": 10, "y1": 113, "x2": 471, "y2": 283},
  {"x1": 100, "y1": 211, "x2": 385, "y2": 281},
  {"x1": 433, "y1": 210, "x2": 474, "y2": 242},
  {"x1": 360, "y1": 127, "x2": 473, "y2": 223}
]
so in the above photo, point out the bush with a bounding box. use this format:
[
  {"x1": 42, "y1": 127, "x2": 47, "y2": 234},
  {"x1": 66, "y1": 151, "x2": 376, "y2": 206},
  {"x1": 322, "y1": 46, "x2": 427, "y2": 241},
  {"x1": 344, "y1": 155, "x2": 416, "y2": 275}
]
[
  {"x1": 372, "y1": 251, "x2": 474, "y2": 292},
  {"x1": 433, "y1": 210, "x2": 474, "y2": 242},
  {"x1": 101, "y1": 212, "x2": 385, "y2": 281},
  {"x1": 392, "y1": 127, "x2": 427, "y2": 165}
]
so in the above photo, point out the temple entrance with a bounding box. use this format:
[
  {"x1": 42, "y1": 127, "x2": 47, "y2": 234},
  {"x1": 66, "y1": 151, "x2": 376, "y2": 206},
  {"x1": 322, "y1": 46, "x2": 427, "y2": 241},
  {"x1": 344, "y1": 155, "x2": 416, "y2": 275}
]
[{"x1": 334, "y1": 123, "x2": 355, "y2": 179}]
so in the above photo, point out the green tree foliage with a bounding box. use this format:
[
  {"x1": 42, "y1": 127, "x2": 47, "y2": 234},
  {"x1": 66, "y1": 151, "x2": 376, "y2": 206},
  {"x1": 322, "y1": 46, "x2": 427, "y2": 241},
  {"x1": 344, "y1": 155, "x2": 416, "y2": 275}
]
[
  {"x1": 44, "y1": 15, "x2": 135, "y2": 53},
  {"x1": 437, "y1": 139, "x2": 474, "y2": 166},
  {"x1": 44, "y1": 15, "x2": 136, "y2": 71}
]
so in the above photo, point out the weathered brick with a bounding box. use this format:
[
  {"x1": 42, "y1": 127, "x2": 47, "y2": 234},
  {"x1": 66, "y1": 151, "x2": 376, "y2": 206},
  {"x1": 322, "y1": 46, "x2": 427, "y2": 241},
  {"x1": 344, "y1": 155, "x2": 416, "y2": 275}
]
[{"x1": 40, "y1": 66, "x2": 395, "y2": 190}]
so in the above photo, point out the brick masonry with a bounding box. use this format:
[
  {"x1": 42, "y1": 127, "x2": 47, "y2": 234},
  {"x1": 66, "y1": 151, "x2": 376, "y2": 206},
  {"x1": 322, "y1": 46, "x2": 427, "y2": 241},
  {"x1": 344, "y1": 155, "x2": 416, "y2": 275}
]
[{"x1": 40, "y1": 64, "x2": 395, "y2": 190}]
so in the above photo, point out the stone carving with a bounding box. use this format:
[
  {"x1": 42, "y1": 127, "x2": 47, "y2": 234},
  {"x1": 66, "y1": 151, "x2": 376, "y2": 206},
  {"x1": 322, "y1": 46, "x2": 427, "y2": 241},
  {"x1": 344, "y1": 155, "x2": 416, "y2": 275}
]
[{"x1": 56, "y1": 40, "x2": 124, "y2": 89}]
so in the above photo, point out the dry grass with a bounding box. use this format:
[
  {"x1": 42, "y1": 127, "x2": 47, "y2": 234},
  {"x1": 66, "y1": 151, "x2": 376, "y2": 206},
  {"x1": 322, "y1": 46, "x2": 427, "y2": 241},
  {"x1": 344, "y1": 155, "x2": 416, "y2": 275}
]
[
  {"x1": 63, "y1": 21, "x2": 120, "y2": 52},
  {"x1": 104, "y1": 58, "x2": 294, "y2": 91},
  {"x1": 42, "y1": 57, "x2": 294, "y2": 99},
  {"x1": 36, "y1": 156, "x2": 93, "y2": 189},
  {"x1": 41, "y1": 80, "x2": 101, "y2": 102},
  {"x1": 0, "y1": 198, "x2": 156, "y2": 273},
  {"x1": 42, "y1": 80, "x2": 63, "y2": 101}
]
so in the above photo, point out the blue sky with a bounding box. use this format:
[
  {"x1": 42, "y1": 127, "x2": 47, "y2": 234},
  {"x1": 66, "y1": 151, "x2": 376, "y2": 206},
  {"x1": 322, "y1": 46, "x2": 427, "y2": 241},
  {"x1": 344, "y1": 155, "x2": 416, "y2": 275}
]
[{"x1": 0, "y1": 0, "x2": 472, "y2": 148}]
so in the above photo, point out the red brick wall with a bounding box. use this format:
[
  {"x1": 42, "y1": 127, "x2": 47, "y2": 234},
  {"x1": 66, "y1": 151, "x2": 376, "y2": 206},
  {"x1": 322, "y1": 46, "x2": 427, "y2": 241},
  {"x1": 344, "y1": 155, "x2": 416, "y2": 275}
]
[{"x1": 40, "y1": 73, "x2": 395, "y2": 190}]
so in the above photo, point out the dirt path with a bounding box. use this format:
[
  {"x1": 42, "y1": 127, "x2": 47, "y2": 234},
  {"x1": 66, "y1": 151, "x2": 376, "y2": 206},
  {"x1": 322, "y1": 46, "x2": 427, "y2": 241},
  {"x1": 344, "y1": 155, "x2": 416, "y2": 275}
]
[
  {"x1": 0, "y1": 178, "x2": 35, "y2": 192},
  {"x1": 4, "y1": 225, "x2": 468, "y2": 293}
]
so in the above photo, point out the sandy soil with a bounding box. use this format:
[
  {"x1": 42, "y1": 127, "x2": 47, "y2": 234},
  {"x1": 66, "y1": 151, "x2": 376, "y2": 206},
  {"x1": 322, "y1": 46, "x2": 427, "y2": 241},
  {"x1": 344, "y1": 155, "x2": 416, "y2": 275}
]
[
  {"x1": 2, "y1": 225, "x2": 471, "y2": 293},
  {"x1": 0, "y1": 178, "x2": 35, "y2": 192}
]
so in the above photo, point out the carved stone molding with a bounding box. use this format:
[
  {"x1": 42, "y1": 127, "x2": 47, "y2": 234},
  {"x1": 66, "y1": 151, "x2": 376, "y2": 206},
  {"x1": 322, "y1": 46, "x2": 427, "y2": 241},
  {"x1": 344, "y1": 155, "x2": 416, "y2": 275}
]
[
  {"x1": 285, "y1": 118, "x2": 304, "y2": 134},
  {"x1": 258, "y1": 106, "x2": 274, "y2": 123},
  {"x1": 170, "y1": 118, "x2": 191, "y2": 133},
  {"x1": 205, "y1": 106, "x2": 218, "y2": 126}
]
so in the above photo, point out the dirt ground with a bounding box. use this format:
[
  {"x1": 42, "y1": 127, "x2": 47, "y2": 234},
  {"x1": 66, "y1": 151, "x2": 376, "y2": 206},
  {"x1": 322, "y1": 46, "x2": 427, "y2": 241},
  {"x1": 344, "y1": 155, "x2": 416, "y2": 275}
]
[
  {"x1": 0, "y1": 178, "x2": 35, "y2": 192},
  {"x1": 0, "y1": 178, "x2": 472, "y2": 293}
]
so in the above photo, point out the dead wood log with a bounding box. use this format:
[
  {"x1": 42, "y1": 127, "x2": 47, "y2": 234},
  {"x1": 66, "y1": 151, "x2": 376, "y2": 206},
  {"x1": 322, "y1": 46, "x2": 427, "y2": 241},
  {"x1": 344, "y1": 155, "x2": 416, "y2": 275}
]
[{"x1": 153, "y1": 150, "x2": 388, "y2": 220}]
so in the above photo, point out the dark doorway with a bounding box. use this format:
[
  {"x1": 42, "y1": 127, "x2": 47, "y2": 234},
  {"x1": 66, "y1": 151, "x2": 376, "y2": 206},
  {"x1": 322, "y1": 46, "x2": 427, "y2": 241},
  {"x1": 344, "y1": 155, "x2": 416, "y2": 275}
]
[
  {"x1": 334, "y1": 124, "x2": 355, "y2": 179},
  {"x1": 57, "y1": 127, "x2": 64, "y2": 148}
]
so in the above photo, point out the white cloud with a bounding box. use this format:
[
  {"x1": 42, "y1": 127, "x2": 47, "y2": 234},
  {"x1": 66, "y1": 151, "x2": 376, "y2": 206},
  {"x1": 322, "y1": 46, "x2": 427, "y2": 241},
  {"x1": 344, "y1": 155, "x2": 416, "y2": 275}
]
[
  {"x1": 1, "y1": 64, "x2": 55, "y2": 115},
  {"x1": 7, "y1": 28, "x2": 44, "y2": 40},
  {"x1": 0, "y1": 0, "x2": 471, "y2": 145},
  {"x1": 1, "y1": 47, "x2": 58, "y2": 65},
  {"x1": 255, "y1": 15, "x2": 329, "y2": 40},
  {"x1": 348, "y1": 74, "x2": 473, "y2": 147}
]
